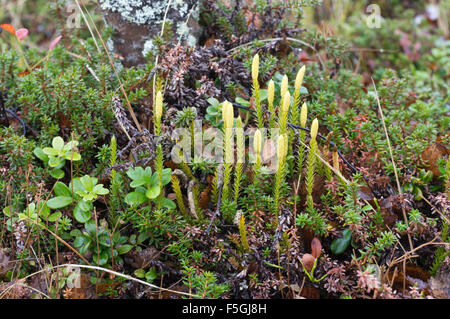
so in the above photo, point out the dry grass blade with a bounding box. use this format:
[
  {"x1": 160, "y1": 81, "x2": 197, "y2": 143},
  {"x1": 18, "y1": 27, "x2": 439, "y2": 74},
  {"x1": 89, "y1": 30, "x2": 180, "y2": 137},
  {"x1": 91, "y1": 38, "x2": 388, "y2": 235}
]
[
  {"x1": 75, "y1": 0, "x2": 142, "y2": 134},
  {"x1": 0, "y1": 264, "x2": 199, "y2": 299}
]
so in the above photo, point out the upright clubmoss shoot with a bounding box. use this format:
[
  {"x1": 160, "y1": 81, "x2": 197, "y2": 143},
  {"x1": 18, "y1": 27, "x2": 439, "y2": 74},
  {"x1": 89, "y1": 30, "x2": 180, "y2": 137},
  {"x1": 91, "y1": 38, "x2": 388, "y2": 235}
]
[
  {"x1": 280, "y1": 74, "x2": 289, "y2": 107},
  {"x1": 274, "y1": 134, "x2": 288, "y2": 216},
  {"x1": 252, "y1": 54, "x2": 263, "y2": 129},
  {"x1": 234, "y1": 117, "x2": 245, "y2": 203},
  {"x1": 297, "y1": 103, "x2": 308, "y2": 176},
  {"x1": 267, "y1": 79, "x2": 276, "y2": 130},
  {"x1": 239, "y1": 212, "x2": 250, "y2": 253},
  {"x1": 278, "y1": 91, "x2": 291, "y2": 136},
  {"x1": 222, "y1": 101, "x2": 234, "y2": 203},
  {"x1": 154, "y1": 90, "x2": 164, "y2": 208},
  {"x1": 291, "y1": 66, "x2": 306, "y2": 126},
  {"x1": 306, "y1": 118, "x2": 319, "y2": 210},
  {"x1": 253, "y1": 128, "x2": 262, "y2": 184}
]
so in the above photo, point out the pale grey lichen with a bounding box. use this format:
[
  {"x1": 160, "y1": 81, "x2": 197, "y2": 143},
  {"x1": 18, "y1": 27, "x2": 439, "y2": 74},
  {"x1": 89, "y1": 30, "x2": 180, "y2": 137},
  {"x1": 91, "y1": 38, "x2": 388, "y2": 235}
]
[
  {"x1": 99, "y1": 0, "x2": 189, "y2": 25},
  {"x1": 142, "y1": 39, "x2": 156, "y2": 57},
  {"x1": 186, "y1": 34, "x2": 197, "y2": 47}
]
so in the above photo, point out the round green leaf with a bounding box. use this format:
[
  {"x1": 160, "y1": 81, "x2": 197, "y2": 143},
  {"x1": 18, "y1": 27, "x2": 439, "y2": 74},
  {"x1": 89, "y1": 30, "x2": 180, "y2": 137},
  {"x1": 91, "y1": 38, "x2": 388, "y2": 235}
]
[
  {"x1": 125, "y1": 191, "x2": 146, "y2": 206},
  {"x1": 49, "y1": 168, "x2": 65, "y2": 179},
  {"x1": 146, "y1": 185, "x2": 160, "y2": 199},
  {"x1": 54, "y1": 182, "x2": 72, "y2": 197},
  {"x1": 73, "y1": 201, "x2": 92, "y2": 223},
  {"x1": 47, "y1": 196, "x2": 73, "y2": 209},
  {"x1": 52, "y1": 136, "x2": 65, "y2": 151}
]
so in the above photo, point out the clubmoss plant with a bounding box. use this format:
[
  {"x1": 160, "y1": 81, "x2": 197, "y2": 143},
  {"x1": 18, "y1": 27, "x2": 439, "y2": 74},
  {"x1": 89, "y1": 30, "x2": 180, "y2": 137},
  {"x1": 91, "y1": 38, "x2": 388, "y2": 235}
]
[
  {"x1": 154, "y1": 91, "x2": 164, "y2": 208},
  {"x1": 306, "y1": 118, "x2": 319, "y2": 210},
  {"x1": 274, "y1": 134, "x2": 288, "y2": 216},
  {"x1": 221, "y1": 101, "x2": 234, "y2": 203},
  {"x1": 297, "y1": 103, "x2": 308, "y2": 176},
  {"x1": 267, "y1": 79, "x2": 276, "y2": 130},
  {"x1": 252, "y1": 54, "x2": 263, "y2": 129},
  {"x1": 171, "y1": 175, "x2": 187, "y2": 219},
  {"x1": 234, "y1": 117, "x2": 245, "y2": 203},
  {"x1": 253, "y1": 128, "x2": 262, "y2": 184},
  {"x1": 239, "y1": 212, "x2": 250, "y2": 253},
  {"x1": 291, "y1": 66, "x2": 306, "y2": 126},
  {"x1": 280, "y1": 74, "x2": 289, "y2": 109},
  {"x1": 278, "y1": 91, "x2": 291, "y2": 136},
  {"x1": 108, "y1": 135, "x2": 122, "y2": 227}
]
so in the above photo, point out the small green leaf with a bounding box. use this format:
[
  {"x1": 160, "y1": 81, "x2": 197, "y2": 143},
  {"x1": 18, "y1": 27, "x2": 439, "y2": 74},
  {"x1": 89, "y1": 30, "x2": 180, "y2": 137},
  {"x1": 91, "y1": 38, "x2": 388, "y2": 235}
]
[
  {"x1": 134, "y1": 269, "x2": 146, "y2": 278},
  {"x1": 54, "y1": 182, "x2": 72, "y2": 197},
  {"x1": 74, "y1": 235, "x2": 91, "y2": 249},
  {"x1": 64, "y1": 151, "x2": 81, "y2": 161},
  {"x1": 33, "y1": 147, "x2": 48, "y2": 162},
  {"x1": 93, "y1": 184, "x2": 109, "y2": 195},
  {"x1": 48, "y1": 212, "x2": 62, "y2": 222},
  {"x1": 331, "y1": 229, "x2": 352, "y2": 255},
  {"x1": 146, "y1": 185, "x2": 160, "y2": 199},
  {"x1": 52, "y1": 136, "x2": 65, "y2": 151},
  {"x1": 2, "y1": 206, "x2": 12, "y2": 217},
  {"x1": 145, "y1": 268, "x2": 158, "y2": 282},
  {"x1": 137, "y1": 232, "x2": 150, "y2": 244},
  {"x1": 80, "y1": 175, "x2": 94, "y2": 192},
  {"x1": 47, "y1": 196, "x2": 73, "y2": 209},
  {"x1": 93, "y1": 250, "x2": 109, "y2": 266},
  {"x1": 235, "y1": 97, "x2": 250, "y2": 106},
  {"x1": 161, "y1": 168, "x2": 172, "y2": 186},
  {"x1": 125, "y1": 191, "x2": 147, "y2": 206},
  {"x1": 42, "y1": 147, "x2": 60, "y2": 157},
  {"x1": 73, "y1": 201, "x2": 92, "y2": 223},
  {"x1": 207, "y1": 97, "x2": 220, "y2": 107},
  {"x1": 48, "y1": 156, "x2": 63, "y2": 168},
  {"x1": 116, "y1": 244, "x2": 133, "y2": 255},
  {"x1": 63, "y1": 140, "x2": 78, "y2": 151},
  {"x1": 161, "y1": 197, "x2": 176, "y2": 210},
  {"x1": 84, "y1": 219, "x2": 97, "y2": 235},
  {"x1": 49, "y1": 168, "x2": 65, "y2": 179}
]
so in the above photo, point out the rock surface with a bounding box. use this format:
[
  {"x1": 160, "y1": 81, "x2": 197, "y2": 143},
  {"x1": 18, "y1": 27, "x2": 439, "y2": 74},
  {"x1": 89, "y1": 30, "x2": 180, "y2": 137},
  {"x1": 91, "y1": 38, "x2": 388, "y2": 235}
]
[{"x1": 100, "y1": 0, "x2": 202, "y2": 67}]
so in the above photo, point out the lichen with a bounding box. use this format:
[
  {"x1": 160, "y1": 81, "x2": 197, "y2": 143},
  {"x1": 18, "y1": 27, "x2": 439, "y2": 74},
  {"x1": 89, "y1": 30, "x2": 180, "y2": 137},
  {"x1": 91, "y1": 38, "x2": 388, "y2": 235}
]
[
  {"x1": 142, "y1": 39, "x2": 155, "y2": 57},
  {"x1": 99, "y1": 0, "x2": 189, "y2": 25}
]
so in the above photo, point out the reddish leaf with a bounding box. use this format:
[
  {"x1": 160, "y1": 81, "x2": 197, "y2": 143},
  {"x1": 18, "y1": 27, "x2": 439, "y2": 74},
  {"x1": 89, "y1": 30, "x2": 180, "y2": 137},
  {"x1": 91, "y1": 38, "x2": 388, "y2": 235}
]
[
  {"x1": 311, "y1": 237, "x2": 322, "y2": 259},
  {"x1": 15, "y1": 28, "x2": 28, "y2": 41},
  {"x1": 49, "y1": 35, "x2": 62, "y2": 50},
  {"x1": 0, "y1": 24, "x2": 15, "y2": 35},
  {"x1": 302, "y1": 253, "x2": 315, "y2": 271}
]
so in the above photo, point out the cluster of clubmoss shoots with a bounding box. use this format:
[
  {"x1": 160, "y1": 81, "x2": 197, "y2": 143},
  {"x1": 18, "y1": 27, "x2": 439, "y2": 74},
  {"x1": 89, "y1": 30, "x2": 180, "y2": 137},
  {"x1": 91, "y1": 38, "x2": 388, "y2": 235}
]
[
  {"x1": 221, "y1": 101, "x2": 234, "y2": 203},
  {"x1": 233, "y1": 117, "x2": 245, "y2": 203},
  {"x1": 252, "y1": 54, "x2": 263, "y2": 129},
  {"x1": 273, "y1": 134, "x2": 288, "y2": 217},
  {"x1": 154, "y1": 90, "x2": 164, "y2": 208},
  {"x1": 306, "y1": 118, "x2": 319, "y2": 210}
]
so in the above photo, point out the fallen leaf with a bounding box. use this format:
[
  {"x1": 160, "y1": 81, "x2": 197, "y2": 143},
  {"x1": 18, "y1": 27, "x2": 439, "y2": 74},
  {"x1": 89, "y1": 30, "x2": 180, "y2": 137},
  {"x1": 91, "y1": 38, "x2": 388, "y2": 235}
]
[
  {"x1": 311, "y1": 238, "x2": 322, "y2": 259},
  {"x1": 302, "y1": 253, "x2": 315, "y2": 271}
]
